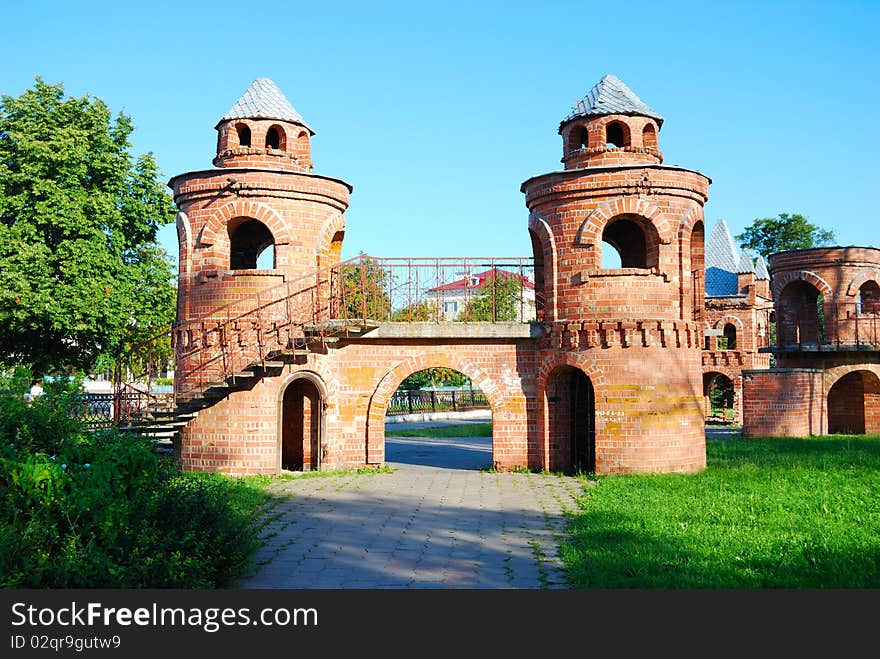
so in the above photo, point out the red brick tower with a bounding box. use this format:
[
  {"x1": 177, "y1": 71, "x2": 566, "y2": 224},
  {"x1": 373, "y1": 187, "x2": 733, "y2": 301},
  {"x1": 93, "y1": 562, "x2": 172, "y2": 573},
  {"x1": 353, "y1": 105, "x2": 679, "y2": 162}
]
[
  {"x1": 168, "y1": 78, "x2": 352, "y2": 471},
  {"x1": 522, "y1": 75, "x2": 710, "y2": 473},
  {"x1": 743, "y1": 246, "x2": 880, "y2": 437}
]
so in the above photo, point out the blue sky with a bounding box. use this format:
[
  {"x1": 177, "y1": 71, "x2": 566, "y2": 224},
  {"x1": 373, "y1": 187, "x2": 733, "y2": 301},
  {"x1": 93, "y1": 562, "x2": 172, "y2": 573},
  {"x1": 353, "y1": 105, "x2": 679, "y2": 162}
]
[{"x1": 3, "y1": 0, "x2": 878, "y2": 266}]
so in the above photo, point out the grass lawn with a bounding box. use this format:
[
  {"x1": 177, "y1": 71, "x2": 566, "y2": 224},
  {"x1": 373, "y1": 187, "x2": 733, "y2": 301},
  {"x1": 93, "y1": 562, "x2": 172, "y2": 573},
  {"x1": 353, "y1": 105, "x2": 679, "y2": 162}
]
[
  {"x1": 385, "y1": 422, "x2": 493, "y2": 438},
  {"x1": 562, "y1": 435, "x2": 880, "y2": 588}
]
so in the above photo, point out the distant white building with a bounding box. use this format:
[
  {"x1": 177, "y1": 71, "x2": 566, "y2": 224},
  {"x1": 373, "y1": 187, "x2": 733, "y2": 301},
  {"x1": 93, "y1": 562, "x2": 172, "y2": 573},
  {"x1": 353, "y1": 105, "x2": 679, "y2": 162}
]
[{"x1": 424, "y1": 268, "x2": 536, "y2": 321}]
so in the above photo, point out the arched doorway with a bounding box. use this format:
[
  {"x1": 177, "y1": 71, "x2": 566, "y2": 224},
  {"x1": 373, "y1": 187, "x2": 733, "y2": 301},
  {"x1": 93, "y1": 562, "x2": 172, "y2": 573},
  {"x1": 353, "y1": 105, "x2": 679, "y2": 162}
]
[
  {"x1": 280, "y1": 375, "x2": 324, "y2": 471},
  {"x1": 383, "y1": 367, "x2": 492, "y2": 470},
  {"x1": 828, "y1": 370, "x2": 880, "y2": 435},
  {"x1": 546, "y1": 366, "x2": 595, "y2": 474},
  {"x1": 703, "y1": 372, "x2": 735, "y2": 422}
]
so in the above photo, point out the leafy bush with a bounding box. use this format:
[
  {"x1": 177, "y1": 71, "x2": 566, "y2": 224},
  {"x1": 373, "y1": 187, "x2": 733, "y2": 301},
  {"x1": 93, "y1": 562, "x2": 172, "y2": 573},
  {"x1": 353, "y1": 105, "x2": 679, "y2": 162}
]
[{"x1": 0, "y1": 370, "x2": 269, "y2": 588}]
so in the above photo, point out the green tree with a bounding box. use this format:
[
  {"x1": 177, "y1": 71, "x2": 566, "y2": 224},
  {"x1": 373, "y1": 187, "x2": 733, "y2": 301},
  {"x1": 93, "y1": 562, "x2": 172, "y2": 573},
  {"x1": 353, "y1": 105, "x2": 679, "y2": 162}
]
[
  {"x1": 459, "y1": 271, "x2": 523, "y2": 322},
  {"x1": 0, "y1": 78, "x2": 177, "y2": 376},
  {"x1": 735, "y1": 212, "x2": 835, "y2": 258},
  {"x1": 399, "y1": 367, "x2": 470, "y2": 390},
  {"x1": 339, "y1": 253, "x2": 391, "y2": 320}
]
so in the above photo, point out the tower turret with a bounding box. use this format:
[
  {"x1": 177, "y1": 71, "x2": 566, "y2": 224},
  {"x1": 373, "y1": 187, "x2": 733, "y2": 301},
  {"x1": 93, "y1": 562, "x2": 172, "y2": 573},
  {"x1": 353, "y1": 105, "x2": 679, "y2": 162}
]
[
  {"x1": 523, "y1": 74, "x2": 710, "y2": 475},
  {"x1": 213, "y1": 78, "x2": 314, "y2": 172},
  {"x1": 559, "y1": 74, "x2": 663, "y2": 170}
]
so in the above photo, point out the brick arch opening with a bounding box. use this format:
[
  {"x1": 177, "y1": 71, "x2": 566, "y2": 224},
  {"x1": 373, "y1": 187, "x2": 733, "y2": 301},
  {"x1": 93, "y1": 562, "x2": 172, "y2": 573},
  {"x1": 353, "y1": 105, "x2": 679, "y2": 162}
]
[
  {"x1": 605, "y1": 120, "x2": 630, "y2": 148},
  {"x1": 778, "y1": 280, "x2": 824, "y2": 345},
  {"x1": 859, "y1": 280, "x2": 880, "y2": 314},
  {"x1": 265, "y1": 124, "x2": 287, "y2": 150},
  {"x1": 545, "y1": 365, "x2": 595, "y2": 474},
  {"x1": 235, "y1": 123, "x2": 251, "y2": 147},
  {"x1": 827, "y1": 370, "x2": 880, "y2": 435},
  {"x1": 601, "y1": 214, "x2": 660, "y2": 269},
  {"x1": 278, "y1": 372, "x2": 327, "y2": 472},
  {"x1": 568, "y1": 124, "x2": 589, "y2": 152},
  {"x1": 383, "y1": 368, "x2": 493, "y2": 470},
  {"x1": 703, "y1": 371, "x2": 736, "y2": 422},
  {"x1": 366, "y1": 355, "x2": 508, "y2": 468},
  {"x1": 528, "y1": 213, "x2": 557, "y2": 322},
  {"x1": 642, "y1": 123, "x2": 658, "y2": 150},
  {"x1": 228, "y1": 217, "x2": 275, "y2": 270}
]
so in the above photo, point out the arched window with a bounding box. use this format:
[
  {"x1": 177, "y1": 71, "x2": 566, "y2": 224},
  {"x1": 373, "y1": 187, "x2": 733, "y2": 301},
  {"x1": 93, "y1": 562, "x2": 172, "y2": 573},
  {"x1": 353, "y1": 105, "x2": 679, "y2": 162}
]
[
  {"x1": 858, "y1": 280, "x2": 880, "y2": 314},
  {"x1": 569, "y1": 125, "x2": 589, "y2": 152},
  {"x1": 601, "y1": 215, "x2": 660, "y2": 269},
  {"x1": 265, "y1": 125, "x2": 286, "y2": 150},
  {"x1": 642, "y1": 123, "x2": 658, "y2": 150},
  {"x1": 228, "y1": 218, "x2": 275, "y2": 270},
  {"x1": 236, "y1": 123, "x2": 251, "y2": 147},
  {"x1": 605, "y1": 121, "x2": 629, "y2": 148},
  {"x1": 722, "y1": 323, "x2": 737, "y2": 350}
]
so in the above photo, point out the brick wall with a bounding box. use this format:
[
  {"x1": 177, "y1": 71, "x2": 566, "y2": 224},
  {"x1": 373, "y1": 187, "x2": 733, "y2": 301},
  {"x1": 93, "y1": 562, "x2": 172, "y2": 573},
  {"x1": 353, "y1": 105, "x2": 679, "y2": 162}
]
[{"x1": 742, "y1": 369, "x2": 826, "y2": 437}]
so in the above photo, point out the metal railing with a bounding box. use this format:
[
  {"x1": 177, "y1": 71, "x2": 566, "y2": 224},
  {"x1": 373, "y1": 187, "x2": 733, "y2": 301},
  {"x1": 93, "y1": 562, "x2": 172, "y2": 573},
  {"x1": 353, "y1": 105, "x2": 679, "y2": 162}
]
[
  {"x1": 769, "y1": 302, "x2": 880, "y2": 349},
  {"x1": 117, "y1": 254, "x2": 535, "y2": 409},
  {"x1": 329, "y1": 256, "x2": 536, "y2": 324},
  {"x1": 387, "y1": 389, "x2": 489, "y2": 416}
]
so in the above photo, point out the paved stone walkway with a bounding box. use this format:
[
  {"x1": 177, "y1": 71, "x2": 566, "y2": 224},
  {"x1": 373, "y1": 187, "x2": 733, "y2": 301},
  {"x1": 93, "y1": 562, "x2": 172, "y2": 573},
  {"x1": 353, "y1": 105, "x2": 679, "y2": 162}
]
[{"x1": 236, "y1": 424, "x2": 585, "y2": 589}]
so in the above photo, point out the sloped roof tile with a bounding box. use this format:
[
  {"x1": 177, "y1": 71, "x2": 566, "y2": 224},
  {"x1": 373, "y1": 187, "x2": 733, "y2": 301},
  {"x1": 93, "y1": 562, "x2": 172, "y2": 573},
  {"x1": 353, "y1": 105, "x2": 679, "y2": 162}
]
[
  {"x1": 220, "y1": 78, "x2": 313, "y2": 133},
  {"x1": 563, "y1": 74, "x2": 663, "y2": 126}
]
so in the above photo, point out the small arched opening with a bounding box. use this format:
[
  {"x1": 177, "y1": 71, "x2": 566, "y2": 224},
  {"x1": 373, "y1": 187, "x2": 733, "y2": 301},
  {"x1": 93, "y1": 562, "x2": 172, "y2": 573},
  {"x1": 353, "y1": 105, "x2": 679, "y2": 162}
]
[
  {"x1": 546, "y1": 365, "x2": 595, "y2": 474},
  {"x1": 778, "y1": 281, "x2": 823, "y2": 345},
  {"x1": 266, "y1": 125, "x2": 286, "y2": 150},
  {"x1": 858, "y1": 280, "x2": 880, "y2": 314},
  {"x1": 703, "y1": 372, "x2": 735, "y2": 422},
  {"x1": 228, "y1": 217, "x2": 275, "y2": 270},
  {"x1": 642, "y1": 123, "x2": 658, "y2": 150},
  {"x1": 828, "y1": 370, "x2": 880, "y2": 435},
  {"x1": 280, "y1": 375, "x2": 324, "y2": 471},
  {"x1": 235, "y1": 123, "x2": 251, "y2": 148},
  {"x1": 721, "y1": 323, "x2": 737, "y2": 350},
  {"x1": 601, "y1": 215, "x2": 660, "y2": 269},
  {"x1": 569, "y1": 125, "x2": 589, "y2": 152},
  {"x1": 384, "y1": 368, "x2": 492, "y2": 470},
  {"x1": 605, "y1": 121, "x2": 629, "y2": 148}
]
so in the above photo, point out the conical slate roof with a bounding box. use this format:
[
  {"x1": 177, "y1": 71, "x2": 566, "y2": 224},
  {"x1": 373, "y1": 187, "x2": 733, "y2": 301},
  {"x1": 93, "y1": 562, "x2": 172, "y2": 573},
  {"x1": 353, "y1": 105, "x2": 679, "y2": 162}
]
[
  {"x1": 736, "y1": 248, "x2": 757, "y2": 274},
  {"x1": 563, "y1": 74, "x2": 663, "y2": 126},
  {"x1": 754, "y1": 254, "x2": 770, "y2": 280},
  {"x1": 705, "y1": 219, "x2": 741, "y2": 296},
  {"x1": 218, "y1": 78, "x2": 313, "y2": 133}
]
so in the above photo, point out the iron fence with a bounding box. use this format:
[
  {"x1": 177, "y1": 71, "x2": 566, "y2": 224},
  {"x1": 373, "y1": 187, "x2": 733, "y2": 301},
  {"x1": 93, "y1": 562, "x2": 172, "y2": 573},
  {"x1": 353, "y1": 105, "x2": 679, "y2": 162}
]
[{"x1": 387, "y1": 389, "x2": 490, "y2": 416}]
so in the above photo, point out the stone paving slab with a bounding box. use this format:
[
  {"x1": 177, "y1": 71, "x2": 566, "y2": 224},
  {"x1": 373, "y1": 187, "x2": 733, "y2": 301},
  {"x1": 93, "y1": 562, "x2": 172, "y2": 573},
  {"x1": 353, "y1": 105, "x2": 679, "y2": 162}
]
[{"x1": 236, "y1": 434, "x2": 585, "y2": 589}]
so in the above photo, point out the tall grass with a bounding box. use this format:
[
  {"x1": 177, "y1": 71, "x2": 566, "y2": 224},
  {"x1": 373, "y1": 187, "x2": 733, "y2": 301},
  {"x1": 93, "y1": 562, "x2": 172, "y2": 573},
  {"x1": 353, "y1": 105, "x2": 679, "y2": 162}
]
[{"x1": 562, "y1": 436, "x2": 880, "y2": 588}]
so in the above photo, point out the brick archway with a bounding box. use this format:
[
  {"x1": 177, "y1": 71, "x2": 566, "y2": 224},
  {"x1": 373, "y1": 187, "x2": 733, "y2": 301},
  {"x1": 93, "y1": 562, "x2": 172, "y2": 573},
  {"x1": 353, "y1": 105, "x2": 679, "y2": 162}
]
[
  {"x1": 575, "y1": 197, "x2": 672, "y2": 247},
  {"x1": 825, "y1": 366, "x2": 880, "y2": 434},
  {"x1": 771, "y1": 270, "x2": 833, "y2": 301},
  {"x1": 703, "y1": 369, "x2": 741, "y2": 423},
  {"x1": 846, "y1": 269, "x2": 880, "y2": 297},
  {"x1": 197, "y1": 199, "x2": 293, "y2": 248},
  {"x1": 277, "y1": 371, "x2": 328, "y2": 473},
  {"x1": 365, "y1": 353, "x2": 511, "y2": 467},
  {"x1": 536, "y1": 352, "x2": 605, "y2": 471}
]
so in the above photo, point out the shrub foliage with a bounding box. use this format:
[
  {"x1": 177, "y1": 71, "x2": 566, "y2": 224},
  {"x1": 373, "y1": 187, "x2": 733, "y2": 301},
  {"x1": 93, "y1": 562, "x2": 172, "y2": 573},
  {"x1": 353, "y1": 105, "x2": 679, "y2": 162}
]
[{"x1": 0, "y1": 371, "x2": 268, "y2": 588}]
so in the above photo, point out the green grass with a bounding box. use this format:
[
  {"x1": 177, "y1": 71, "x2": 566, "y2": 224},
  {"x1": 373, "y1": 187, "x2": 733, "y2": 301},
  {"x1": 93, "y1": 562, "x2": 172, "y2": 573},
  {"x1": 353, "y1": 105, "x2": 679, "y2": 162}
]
[
  {"x1": 562, "y1": 435, "x2": 880, "y2": 588},
  {"x1": 385, "y1": 422, "x2": 492, "y2": 438}
]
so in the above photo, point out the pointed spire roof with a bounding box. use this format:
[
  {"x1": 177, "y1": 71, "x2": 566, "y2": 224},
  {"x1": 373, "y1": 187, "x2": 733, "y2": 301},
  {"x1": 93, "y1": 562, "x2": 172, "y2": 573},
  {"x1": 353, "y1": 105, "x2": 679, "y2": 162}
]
[
  {"x1": 218, "y1": 78, "x2": 313, "y2": 133},
  {"x1": 563, "y1": 74, "x2": 663, "y2": 126},
  {"x1": 705, "y1": 219, "x2": 742, "y2": 296},
  {"x1": 737, "y1": 248, "x2": 757, "y2": 274},
  {"x1": 754, "y1": 254, "x2": 770, "y2": 280}
]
